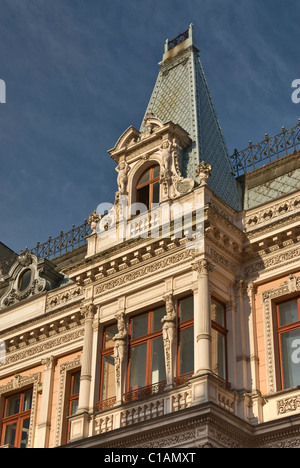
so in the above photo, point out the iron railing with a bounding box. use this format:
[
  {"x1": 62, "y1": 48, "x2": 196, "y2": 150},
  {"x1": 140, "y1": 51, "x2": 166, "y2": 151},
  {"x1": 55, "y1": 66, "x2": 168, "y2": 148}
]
[
  {"x1": 168, "y1": 29, "x2": 189, "y2": 50},
  {"x1": 231, "y1": 119, "x2": 300, "y2": 177},
  {"x1": 30, "y1": 220, "x2": 91, "y2": 261},
  {"x1": 123, "y1": 381, "x2": 167, "y2": 404}
]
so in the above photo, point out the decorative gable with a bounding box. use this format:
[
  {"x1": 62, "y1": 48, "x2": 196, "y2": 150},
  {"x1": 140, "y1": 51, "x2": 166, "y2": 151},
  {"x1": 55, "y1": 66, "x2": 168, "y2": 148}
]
[{"x1": 0, "y1": 251, "x2": 63, "y2": 309}]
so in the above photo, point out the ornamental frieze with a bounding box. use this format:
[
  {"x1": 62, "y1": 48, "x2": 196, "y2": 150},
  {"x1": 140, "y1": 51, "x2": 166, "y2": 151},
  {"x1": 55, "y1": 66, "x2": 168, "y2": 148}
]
[
  {"x1": 244, "y1": 246, "x2": 300, "y2": 278},
  {"x1": 46, "y1": 285, "x2": 83, "y2": 310},
  {"x1": 94, "y1": 249, "x2": 194, "y2": 296},
  {"x1": 244, "y1": 193, "x2": 300, "y2": 232},
  {"x1": 0, "y1": 328, "x2": 84, "y2": 369}
]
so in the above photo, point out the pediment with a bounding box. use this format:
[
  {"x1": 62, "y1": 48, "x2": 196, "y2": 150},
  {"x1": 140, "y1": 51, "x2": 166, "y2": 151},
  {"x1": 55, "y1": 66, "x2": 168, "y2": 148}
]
[{"x1": 111, "y1": 126, "x2": 140, "y2": 153}]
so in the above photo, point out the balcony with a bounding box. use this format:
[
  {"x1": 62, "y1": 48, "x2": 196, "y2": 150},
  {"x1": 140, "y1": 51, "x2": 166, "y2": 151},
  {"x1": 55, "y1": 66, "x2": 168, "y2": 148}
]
[{"x1": 92, "y1": 373, "x2": 237, "y2": 437}]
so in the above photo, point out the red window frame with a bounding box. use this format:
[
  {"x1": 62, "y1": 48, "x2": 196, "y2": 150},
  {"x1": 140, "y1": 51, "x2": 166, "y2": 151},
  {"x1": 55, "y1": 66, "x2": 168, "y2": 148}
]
[
  {"x1": 276, "y1": 296, "x2": 300, "y2": 390},
  {"x1": 126, "y1": 307, "x2": 166, "y2": 399},
  {"x1": 136, "y1": 165, "x2": 160, "y2": 210},
  {"x1": 176, "y1": 295, "x2": 194, "y2": 383},
  {"x1": 66, "y1": 371, "x2": 80, "y2": 443},
  {"x1": 0, "y1": 389, "x2": 32, "y2": 448},
  {"x1": 98, "y1": 323, "x2": 118, "y2": 411},
  {"x1": 211, "y1": 298, "x2": 228, "y2": 383}
]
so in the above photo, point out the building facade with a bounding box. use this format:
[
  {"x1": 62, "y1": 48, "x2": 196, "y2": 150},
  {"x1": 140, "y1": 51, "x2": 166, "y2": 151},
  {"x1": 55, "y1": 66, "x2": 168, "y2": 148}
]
[{"x1": 0, "y1": 26, "x2": 300, "y2": 449}]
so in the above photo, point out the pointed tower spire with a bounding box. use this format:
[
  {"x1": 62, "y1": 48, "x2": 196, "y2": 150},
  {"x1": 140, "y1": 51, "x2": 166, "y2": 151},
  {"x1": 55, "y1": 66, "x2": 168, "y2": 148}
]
[{"x1": 141, "y1": 25, "x2": 241, "y2": 210}]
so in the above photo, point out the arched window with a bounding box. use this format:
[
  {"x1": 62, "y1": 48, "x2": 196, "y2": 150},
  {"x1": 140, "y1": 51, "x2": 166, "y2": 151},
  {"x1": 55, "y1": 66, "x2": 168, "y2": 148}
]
[
  {"x1": 18, "y1": 269, "x2": 32, "y2": 292},
  {"x1": 136, "y1": 165, "x2": 160, "y2": 210}
]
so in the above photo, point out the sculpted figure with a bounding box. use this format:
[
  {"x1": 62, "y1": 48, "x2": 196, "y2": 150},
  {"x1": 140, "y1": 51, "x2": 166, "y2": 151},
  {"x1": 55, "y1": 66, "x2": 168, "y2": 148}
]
[
  {"x1": 113, "y1": 312, "x2": 127, "y2": 365},
  {"x1": 115, "y1": 161, "x2": 130, "y2": 194},
  {"x1": 88, "y1": 210, "x2": 102, "y2": 233},
  {"x1": 162, "y1": 294, "x2": 177, "y2": 343},
  {"x1": 160, "y1": 140, "x2": 173, "y2": 172}
]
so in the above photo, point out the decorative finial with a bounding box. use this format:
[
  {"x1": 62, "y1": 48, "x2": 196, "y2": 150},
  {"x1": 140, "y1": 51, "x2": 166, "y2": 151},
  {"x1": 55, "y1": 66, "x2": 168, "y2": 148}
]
[{"x1": 196, "y1": 161, "x2": 212, "y2": 185}]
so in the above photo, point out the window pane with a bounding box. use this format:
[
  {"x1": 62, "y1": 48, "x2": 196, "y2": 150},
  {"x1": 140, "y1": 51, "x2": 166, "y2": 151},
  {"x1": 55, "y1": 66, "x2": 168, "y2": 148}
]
[
  {"x1": 152, "y1": 182, "x2": 160, "y2": 205},
  {"x1": 138, "y1": 169, "x2": 150, "y2": 185},
  {"x1": 152, "y1": 307, "x2": 166, "y2": 332},
  {"x1": 70, "y1": 399, "x2": 79, "y2": 416},
  {"x1": 211, "y1": 300, "x2": 225, "y2": 327},
  {"x1": 129, "y1": 343, "x2": 147, "y2": 390},
  {"x1": 212, "y1": 329, "x2": 226, "y2": 380},
  {"x1": 151, "y1": 337, "x2": 166, "y2": 384},
  {"x1": 281, "y1": 329, "x2": 300, "y2": 389},
  {"x1": 20, "y1": 418, "x2": 30, "y2": 449},
  {"x1": 131, "y1": 313, "x2": 148, "y2": 339},
  {"x1": 71, "y1": 372, "x2": 80, "y2": 396},
  {"x1": 152, "y1": 165, "x2": 160, "y2": 178},
  {"x1": 18, "y1": 269, "x2": 32, "y2": 291},
  {"x1": 180, "y1": 296, "x2": 193, "y2": 322},
  {"x1": 104, "y1": 324, "x2": 118, "y2": 349},
  {"x1": 5, "y1": 394, "x2": 21, "y2": 417},
  {"x1": 279, "y1": 300, "x2": 298, "y2": 326},
  {"x1": 23, "y1": 389, "x2": 33, "y2": 412},
  {"x1": 180, "y1": 326, "x2": 194, "y2": 375},
  {"x1": 4, "y1": 422, "x2": 17, "y2": 446},
  {"x1": 101, "y1": 355, "x2": 116, "y2": 400},
  {"x1": 137, "y1": 185, "x2": 149, "y2": 210}
]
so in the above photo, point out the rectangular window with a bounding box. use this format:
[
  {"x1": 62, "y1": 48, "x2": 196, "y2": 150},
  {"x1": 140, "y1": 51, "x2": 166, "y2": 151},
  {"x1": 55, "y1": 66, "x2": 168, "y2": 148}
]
[
  {"x1": 99, "y1": 323, "x2": 118, "y2": 410},
  {"x1": 277, "y1": 297, "x2": 300, "y2": 390},
  {"x1": 211, "y1": 299, "x2": 228, "y2": 382},
  {"x1": 1, "y1": 389, "x2": 33, "y2": 448},
  {"x1": 126, "y1": 307, "x2": 166, "y2": 400},
  {"x1": 66, "y1": 371, "x2": 80, "y2": 442},
  {"x1": 178, "y1": 296, "x2": 194, "y2": 379}
]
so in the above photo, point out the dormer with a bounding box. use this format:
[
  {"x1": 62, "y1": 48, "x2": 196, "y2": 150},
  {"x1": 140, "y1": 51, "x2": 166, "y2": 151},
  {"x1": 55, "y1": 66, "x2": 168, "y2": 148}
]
[
  {"x1": 0, "y1": 251, "x2": 63, "y2": 309},
  {"x1": 86, "y1": 117, "x2": 195, "y2": 256},
  {"x1": 109, "y1": 116, "x2": 193, "y2": 207}
]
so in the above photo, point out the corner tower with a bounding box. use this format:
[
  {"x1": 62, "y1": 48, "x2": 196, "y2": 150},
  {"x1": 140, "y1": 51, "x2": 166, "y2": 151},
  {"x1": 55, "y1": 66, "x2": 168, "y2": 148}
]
[{"x1": 141, "y1": 25, "x2": 241, "y2": 211}]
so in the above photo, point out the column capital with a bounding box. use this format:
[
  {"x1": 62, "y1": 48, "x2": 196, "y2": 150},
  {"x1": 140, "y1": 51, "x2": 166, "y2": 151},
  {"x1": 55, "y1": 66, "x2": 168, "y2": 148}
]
[
  {"x1": 192, "y1": 258, "x2": 213, "y2": 276},
  {"x1": 41, "y1": 355, "x2": 56, "y2": 370},
  {"x1": 80, "y1": 302, "x2": 97, "y2": 320}
]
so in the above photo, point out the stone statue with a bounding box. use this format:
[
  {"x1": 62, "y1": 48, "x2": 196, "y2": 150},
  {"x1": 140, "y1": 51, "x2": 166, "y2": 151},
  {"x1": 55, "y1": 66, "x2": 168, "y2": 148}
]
[
  {"x1": 113, "y1": 312, "x2": 128, "y2": 385},
  {"x1": 161, "y1": 294, "x2": 177, "y2": 381},
  {"x1": 115, "y1": 161, "x2": 130, "y2": 194}
]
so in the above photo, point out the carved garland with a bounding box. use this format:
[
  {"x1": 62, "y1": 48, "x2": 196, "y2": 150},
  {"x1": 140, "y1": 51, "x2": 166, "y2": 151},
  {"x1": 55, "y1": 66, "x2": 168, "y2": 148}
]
[{"x1": 261, "y1": 274, "x2": 300, "y2": 394}]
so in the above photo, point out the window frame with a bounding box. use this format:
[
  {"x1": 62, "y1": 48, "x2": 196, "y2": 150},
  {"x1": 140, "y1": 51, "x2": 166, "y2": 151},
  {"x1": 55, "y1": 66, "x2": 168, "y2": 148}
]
[
  {"x1": 136, "y1": 165, "x2": 160, "y2": 211},
  {"x1": 66, "y1": 371, "x2": 80, "y2": 443},
  {"x1": 126, "y1": 307, "x2": 166, "y2": 398},
  {"x1": 98, "y1": 323, "x2": 118, "y2": 410},
  {"x1": 0, "y1": 389, "x2": 32, "y2": 448},
  {"x1": 176, "y1": 295, "x2": 194, "y2": 383},
  {"x1": 276, "y1": 296, "x2": 300, "y2": 390},
  {"x1": 211, "y1": 297, "x2": 228, "y2": 383}
]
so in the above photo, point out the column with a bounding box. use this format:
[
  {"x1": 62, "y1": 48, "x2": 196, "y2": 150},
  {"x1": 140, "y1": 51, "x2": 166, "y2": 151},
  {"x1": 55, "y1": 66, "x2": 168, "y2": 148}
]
[
  {"x1": 69, "y1": 302, "x2": 96, "y2": 441},
  {"x1": 234, "y1": 279, "x2": 249, "y2": 393},
  {"x1": 192, "y1": 259, "x2": 213, "y2": 375},
  {"x1": 36, "y1": 356, "x2": 55, "y2": 448},
  {"x1": 77, "y1": 303, "x2": 97, "y2": 413}
]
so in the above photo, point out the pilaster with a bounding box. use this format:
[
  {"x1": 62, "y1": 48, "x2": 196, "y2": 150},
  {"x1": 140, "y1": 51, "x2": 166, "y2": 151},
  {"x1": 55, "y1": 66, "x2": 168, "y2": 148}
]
[{"x1": 35, "y1": 356, "x2": 56, "y2": 448}]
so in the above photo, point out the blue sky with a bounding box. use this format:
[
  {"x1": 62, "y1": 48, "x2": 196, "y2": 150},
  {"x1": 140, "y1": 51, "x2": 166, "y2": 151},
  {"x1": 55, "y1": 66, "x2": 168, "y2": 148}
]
[{"x1": 0, "y1": 0, "x2": 299, "y2": 253}]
